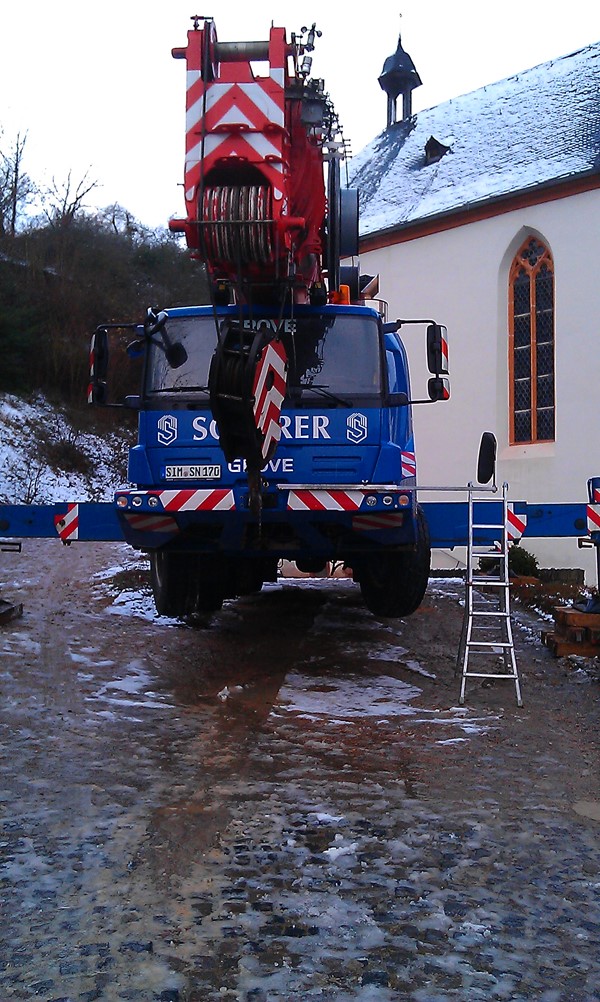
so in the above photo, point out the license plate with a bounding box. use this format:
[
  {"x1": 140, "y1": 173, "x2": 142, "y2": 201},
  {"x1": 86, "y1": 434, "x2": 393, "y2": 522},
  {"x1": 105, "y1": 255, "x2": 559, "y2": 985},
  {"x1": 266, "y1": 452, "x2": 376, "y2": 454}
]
[{"x1": 164, "y1": 464, "x2": 221, "y2": 480}]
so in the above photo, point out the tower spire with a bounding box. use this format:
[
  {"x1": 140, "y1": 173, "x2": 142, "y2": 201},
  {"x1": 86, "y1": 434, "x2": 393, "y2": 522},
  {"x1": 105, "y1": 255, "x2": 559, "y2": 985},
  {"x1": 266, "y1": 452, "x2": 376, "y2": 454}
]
[{"x1": 378, "y1": 26, "x2": 422, "y2": 126}]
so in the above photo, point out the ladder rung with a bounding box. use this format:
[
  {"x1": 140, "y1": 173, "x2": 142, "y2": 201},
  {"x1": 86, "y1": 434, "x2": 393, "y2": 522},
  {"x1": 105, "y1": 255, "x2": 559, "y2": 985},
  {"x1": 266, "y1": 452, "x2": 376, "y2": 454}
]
[
  {"x1": 461, "y1": 671, "x2": 519, "y2": 680},
  {"x1": 459, "y1": 484, "x2": 522, "y2": 706},
  {"x1": 465, "y1": 640, "x2": 513, "y2": 648}
]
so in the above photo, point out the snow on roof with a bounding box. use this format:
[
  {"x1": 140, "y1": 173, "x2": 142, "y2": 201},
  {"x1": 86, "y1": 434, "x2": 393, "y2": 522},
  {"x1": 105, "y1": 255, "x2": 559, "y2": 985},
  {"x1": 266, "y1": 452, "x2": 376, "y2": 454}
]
[{"x1": 349, "y1": 42, "x2": 600, "y2": 239}]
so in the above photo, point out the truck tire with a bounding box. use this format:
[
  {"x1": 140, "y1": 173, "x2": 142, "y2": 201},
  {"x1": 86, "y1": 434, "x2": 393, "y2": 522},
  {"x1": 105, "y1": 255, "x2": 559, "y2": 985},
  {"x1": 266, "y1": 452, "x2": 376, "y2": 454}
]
[
  {"x1": 234, "y1": 560, "x2": 265, "y2": 596},
  {"x1": 193, "y1": 556, "x2": 226, "y2": 613},
  {"x1": 150, "y1": 551, "x2": 224, "y2": 617},
  {"x1": 358, "y1": 505, "x2": 431, "y2": 618},
  {"x1": 150, "y1": 550, "x2": 190, "y2": 617}
]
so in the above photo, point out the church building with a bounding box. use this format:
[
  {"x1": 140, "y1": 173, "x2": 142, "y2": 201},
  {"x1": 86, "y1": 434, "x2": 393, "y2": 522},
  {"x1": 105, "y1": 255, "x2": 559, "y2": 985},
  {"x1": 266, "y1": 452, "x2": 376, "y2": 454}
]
[{"x1": 350, "y1": 38, "x2": 600, "y2": 575}]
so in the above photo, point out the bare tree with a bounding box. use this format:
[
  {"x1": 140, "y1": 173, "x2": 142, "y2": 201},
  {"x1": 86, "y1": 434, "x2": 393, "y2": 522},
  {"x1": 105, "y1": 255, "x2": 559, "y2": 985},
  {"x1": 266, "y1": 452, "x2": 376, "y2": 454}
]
[
  {"x1": 43, "y1": 169, "x2": 99, "y2": 228},
  {"x1": 0, "y1": 131, "x2": 35, "y2": 237},
  {"x1": 98, "y1": 202, "x2": 148, "y2": 242}
]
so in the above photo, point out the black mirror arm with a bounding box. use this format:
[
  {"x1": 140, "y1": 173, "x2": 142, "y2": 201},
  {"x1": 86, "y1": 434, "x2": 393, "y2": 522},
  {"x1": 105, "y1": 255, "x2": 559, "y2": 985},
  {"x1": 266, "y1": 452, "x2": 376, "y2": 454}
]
[{"x1": 144, "y1": 308, "x2": 187, "y2": 369}]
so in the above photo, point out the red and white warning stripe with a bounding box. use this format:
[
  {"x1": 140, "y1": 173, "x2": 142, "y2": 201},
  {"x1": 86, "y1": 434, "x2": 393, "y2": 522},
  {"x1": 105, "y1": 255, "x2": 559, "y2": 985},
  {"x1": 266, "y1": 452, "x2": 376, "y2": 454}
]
[
  {"x1": 155, "y1": 489, "x2": 235, "y2": 512},
  {"x1": 87, "y1": 334, "x2": 95, "y2": 404},
  {"x1": 352, "y1": 513, "x2": 405, "y2": 532},
  {"x1": 507, "y1": 504, "x2": 527, "y2": 541},
  {"x1": 123, "y1": 513, "x2": 179, "y2": 535},
  {"x1": 587, "y1": 504, "x2": 600, "y2": 534},
  {"x1": 401, "y1": 451, "x2": 416, "y2": 479},
  {"x1": 287, "y1": 490, "x2": 365, "y2": 512},
  {"x1": 440, "y1": 326, "x2": 449, "y2": 373},
  {"x1": 253, "y1": 339, "x2": 288, "y2": 460},
  {"x1": 54, "y1": 504, "x2": 79, "y2": 542}
]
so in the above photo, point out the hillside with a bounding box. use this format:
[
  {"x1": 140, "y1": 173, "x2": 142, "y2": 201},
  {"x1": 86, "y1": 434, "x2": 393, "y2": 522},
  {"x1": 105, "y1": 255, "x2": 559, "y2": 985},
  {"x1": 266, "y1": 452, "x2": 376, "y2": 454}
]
[{"x1": 0, "y1": 393, "x2": 130, "y2": 504}]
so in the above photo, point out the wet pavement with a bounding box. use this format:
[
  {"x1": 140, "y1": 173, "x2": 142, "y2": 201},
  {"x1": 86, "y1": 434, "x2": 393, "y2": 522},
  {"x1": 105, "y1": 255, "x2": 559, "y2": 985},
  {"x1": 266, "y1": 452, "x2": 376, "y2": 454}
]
[{"x1": 1, "y1": 540, "x2": 600, "y2": 1001}]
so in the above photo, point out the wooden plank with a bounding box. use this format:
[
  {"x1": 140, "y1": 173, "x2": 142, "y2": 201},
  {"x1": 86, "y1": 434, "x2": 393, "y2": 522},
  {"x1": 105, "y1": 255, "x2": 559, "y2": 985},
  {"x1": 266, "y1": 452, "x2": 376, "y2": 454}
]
[
  {"x1": 553, "y1": 608, "x2": 600, "y2": 630},
  {"x1": 543, "y1": 633, "x2": 600, "y2": 658}
]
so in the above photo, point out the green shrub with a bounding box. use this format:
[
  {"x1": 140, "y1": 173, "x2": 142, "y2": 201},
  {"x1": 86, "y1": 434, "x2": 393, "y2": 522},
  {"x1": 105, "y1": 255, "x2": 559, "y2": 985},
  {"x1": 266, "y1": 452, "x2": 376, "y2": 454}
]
[
  {"x1": 479, "y1": 544, "x2": 540, "y2": 577},
  {"x1": 508, "y1": 544, "x2": 539, "y2": 577}
]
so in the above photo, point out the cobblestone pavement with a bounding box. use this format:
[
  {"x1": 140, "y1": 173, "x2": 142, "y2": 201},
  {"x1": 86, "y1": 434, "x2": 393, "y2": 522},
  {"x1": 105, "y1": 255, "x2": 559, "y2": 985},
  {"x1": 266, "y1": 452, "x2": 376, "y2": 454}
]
[{"x1": 1, "y1": 541, "x2": 600, "y2": 1001}]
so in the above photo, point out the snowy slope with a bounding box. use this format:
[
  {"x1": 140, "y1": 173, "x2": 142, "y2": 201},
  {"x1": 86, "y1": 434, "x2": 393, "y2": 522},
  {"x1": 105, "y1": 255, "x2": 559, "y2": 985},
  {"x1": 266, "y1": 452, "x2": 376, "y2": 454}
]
[{"x1": 0, "y1": 393, "x2": 129, "y2": 504}]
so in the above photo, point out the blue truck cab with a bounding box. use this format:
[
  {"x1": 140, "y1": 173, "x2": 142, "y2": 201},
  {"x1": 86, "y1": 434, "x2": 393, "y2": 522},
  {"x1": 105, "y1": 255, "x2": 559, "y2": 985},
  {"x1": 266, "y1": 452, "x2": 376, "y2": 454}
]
[{"x1": 90, "y1": 303, "x2": 449, "y2": 618}]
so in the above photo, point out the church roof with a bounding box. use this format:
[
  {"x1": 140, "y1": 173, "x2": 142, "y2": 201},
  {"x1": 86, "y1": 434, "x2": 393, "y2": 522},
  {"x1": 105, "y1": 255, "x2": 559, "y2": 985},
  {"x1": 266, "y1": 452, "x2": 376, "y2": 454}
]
[{"x1": 349, "y1": 41, "x2": 600, "y2": 239}]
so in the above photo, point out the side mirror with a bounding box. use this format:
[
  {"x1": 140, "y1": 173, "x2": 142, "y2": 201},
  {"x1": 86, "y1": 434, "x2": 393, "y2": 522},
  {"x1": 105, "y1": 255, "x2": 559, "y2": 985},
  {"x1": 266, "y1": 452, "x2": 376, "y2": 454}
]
[
  {"x1": 427, "y1": 376, "x2": 450, "y2": 402},
  {"x1": 477, "y1": 431, "x2": 497, "y2": 485},
  {"x1": 426, "y1": 323, "x2": 449, "y2": 375},
  {"x1": 88, "y1": 328, "x2": 109, "y2": 405}
]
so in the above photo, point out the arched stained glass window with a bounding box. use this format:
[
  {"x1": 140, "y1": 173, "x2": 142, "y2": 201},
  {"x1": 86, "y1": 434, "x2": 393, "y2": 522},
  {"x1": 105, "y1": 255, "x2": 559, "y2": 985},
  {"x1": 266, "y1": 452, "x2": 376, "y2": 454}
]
[{"x1": 509, "y1": 237, "x2": 555, "y2": 443}]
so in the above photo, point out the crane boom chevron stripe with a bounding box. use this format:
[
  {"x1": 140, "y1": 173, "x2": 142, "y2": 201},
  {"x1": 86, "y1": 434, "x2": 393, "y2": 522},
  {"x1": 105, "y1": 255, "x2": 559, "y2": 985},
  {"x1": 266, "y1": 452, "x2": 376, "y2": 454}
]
[{"x1": 252, "y1": 339, "x2": 288, "y2": 460}]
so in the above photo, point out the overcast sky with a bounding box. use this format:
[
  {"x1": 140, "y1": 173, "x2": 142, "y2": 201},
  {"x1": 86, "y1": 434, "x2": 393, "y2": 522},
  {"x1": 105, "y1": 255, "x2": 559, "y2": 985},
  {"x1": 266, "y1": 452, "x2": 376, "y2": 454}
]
[{"x1": 3, "y1": 0, "x2": 600, "y2": 230}]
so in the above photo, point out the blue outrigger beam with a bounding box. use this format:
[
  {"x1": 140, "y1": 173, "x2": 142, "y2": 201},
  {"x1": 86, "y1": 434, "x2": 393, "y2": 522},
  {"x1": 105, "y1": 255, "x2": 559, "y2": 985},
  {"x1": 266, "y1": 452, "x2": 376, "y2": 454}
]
[
  {"x1": 422, "y1": 501, "x2": 589, "y2": 549},
  {"x1": 0, "y1": 503, "x2": 124, "y2": 542},
  {"x1": 0, "y1": 499, "x2": 592, "y2": 548}
]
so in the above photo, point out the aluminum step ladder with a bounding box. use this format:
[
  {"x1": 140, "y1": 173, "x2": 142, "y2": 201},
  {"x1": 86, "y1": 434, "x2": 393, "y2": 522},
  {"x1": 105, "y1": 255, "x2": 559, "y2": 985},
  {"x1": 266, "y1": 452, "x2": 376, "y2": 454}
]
[{"x1": 457, "y1": 482, "x2": 523, "y2": 706}]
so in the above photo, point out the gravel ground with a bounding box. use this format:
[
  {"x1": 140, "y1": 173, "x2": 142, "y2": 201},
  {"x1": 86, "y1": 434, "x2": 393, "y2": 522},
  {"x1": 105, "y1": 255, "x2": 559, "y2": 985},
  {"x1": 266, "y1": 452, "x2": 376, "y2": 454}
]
[{"x1": 1, "y1": 540, "x2": 600, "y2": 1001}]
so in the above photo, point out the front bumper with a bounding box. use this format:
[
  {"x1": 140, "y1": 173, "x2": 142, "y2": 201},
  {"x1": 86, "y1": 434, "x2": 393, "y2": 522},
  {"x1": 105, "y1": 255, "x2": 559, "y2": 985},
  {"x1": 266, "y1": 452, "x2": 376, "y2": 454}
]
[{"x1": 114, "y1": 484, "x2": 416, "y2": 556}]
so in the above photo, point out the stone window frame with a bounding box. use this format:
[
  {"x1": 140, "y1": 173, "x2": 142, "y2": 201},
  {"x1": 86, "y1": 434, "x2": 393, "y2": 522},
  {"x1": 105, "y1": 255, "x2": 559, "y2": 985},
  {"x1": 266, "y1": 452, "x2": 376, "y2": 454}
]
[{"x1": 508, "y1": 236, "x2": 555, "y2": 444}]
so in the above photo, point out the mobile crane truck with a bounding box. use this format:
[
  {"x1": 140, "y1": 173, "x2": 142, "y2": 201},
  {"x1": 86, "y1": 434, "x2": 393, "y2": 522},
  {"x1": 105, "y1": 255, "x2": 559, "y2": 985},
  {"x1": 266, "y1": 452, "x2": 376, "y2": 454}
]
[
  {"x1": 86, "y1": 16, "x2": 451, "y2": 619},
  {"x1": 0, "y1": 18, "x2": 594, "y2": 622}
]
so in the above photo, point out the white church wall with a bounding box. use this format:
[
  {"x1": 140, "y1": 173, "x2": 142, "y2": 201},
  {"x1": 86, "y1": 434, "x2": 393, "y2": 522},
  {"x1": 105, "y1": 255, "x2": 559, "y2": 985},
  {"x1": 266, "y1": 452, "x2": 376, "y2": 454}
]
[{"x1": 360, "y1": 190, "x2": 600, "y2": 579}]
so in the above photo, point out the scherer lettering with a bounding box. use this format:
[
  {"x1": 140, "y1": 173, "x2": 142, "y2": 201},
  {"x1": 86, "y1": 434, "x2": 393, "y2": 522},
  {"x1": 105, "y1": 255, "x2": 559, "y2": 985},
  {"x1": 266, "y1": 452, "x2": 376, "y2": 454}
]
[
  {"x1": 279, "y1": 414, "x2": 330, "y2": 439},
  {"x1": 192, "y1": 414, "x2": 331, "y2": 441}
]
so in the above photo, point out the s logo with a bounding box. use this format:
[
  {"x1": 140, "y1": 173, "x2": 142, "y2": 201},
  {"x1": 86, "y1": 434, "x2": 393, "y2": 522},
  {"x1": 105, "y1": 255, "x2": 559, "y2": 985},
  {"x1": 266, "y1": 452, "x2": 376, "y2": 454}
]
[
  {"x1": 346, "y1": 412, "x2": 368, "y2": 444},
  {"x1": 158, "y1": 415, "x2": 178, "y2": 446}
]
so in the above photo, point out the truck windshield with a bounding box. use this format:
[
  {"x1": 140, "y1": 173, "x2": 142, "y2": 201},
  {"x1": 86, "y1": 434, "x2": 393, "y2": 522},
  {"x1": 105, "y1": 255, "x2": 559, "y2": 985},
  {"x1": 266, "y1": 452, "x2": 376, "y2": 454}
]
[
  {"x1": 144, "y1": 312, "x2": 382, "y2": 406},
  {"x1": 145, "y1": 316, "x2": 214, "y2": 399}
]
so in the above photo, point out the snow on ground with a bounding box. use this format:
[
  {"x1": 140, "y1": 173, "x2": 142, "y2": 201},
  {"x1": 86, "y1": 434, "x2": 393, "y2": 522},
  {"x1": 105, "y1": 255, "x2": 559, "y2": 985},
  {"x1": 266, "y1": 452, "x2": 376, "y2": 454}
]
[
  {"x1": 88, "y1": 560, "x2": 500, "y2": 741},
  {"x1": 0, "y1": 392, "x2": 128, "y2": 503},
  {"x1": 276, "y1": 671, "x2": 423, "y2": 722}
]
